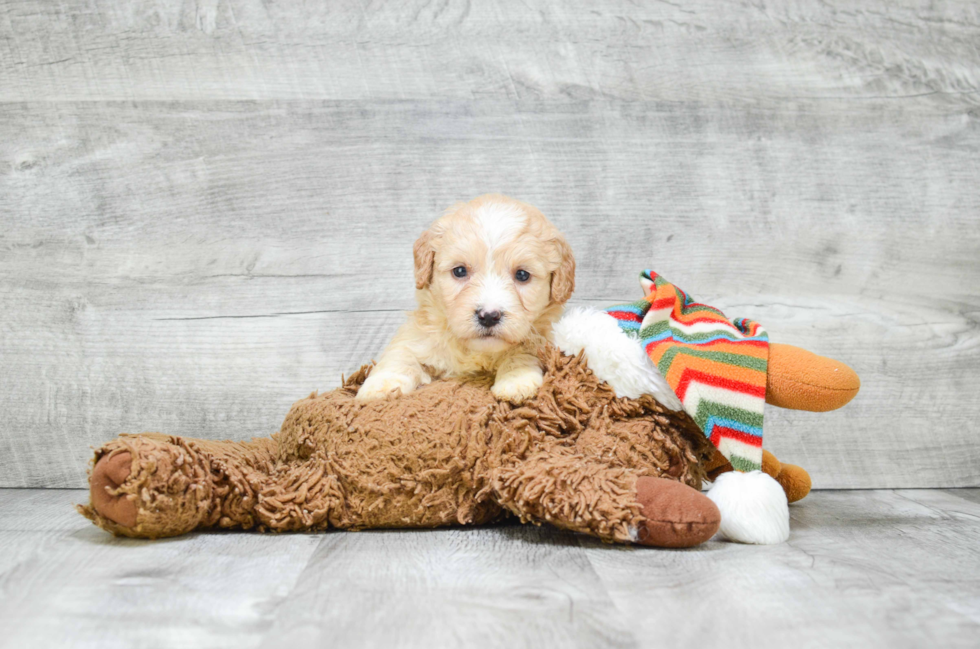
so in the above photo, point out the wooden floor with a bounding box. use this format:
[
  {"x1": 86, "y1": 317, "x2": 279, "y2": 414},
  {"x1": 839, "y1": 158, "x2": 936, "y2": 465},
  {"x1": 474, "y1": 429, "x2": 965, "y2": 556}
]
[{"x1": 1, "y1": 489, "x2": 978, "y2": 649}]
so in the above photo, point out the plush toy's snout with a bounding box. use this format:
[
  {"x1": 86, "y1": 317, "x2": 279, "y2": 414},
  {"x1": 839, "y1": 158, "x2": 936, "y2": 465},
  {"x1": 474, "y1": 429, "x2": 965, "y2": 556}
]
[{"x1": 766, "y1": 343, "x2": 861, "y2": 412}]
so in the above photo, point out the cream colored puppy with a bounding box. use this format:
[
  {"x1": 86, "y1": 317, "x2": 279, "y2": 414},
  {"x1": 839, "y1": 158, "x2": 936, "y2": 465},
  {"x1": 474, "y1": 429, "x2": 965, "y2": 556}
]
[{"x1": 356, "y1": 194, "x2": 575, "y2": 404}]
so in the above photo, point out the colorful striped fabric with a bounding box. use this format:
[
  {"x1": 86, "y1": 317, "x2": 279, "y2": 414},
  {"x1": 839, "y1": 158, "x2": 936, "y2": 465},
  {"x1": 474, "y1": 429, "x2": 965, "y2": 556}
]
[{"x1": 605, "y1": 271, "x2": 769, "y2": 472}]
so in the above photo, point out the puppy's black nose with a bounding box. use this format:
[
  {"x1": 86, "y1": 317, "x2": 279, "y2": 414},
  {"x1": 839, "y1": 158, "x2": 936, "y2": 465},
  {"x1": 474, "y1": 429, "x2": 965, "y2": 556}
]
[{"x1": 476, "y1": 309, "x2": 503, "y2": 328}]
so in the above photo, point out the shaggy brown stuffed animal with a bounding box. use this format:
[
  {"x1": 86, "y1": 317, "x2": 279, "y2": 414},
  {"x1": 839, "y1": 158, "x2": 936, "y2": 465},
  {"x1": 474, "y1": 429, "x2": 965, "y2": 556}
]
[{"x1": 80, "y1": 346, "x2": 725, "y2": 548}]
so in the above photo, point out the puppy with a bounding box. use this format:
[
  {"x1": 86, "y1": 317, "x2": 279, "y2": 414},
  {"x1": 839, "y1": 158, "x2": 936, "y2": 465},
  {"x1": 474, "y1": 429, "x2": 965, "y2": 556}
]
[{"x1": 355, "y1": 194, "x2": 575, "y2": 404}]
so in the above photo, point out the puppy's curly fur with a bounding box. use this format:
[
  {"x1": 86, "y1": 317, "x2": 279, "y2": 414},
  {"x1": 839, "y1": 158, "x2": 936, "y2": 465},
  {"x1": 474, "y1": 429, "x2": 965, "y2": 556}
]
[{"x1": 356, "y1": 194, "x2": 575, "y2": 404}]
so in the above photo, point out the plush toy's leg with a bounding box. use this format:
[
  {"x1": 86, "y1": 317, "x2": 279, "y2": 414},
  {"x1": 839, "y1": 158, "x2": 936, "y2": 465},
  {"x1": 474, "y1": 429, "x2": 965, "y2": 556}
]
[
  {"x1": 80, "y1": 433, "x2": 279, "y2": 538},
  {"x1": 694, "y1": 343, "x2": 848, "y2": 538},
  {"x1": 766, "y1": 343, "x2": 860, "y2": 412},
  {"x1": 771, "y1": 460, "x2": 812, "y2": 504},
  {"x1": 705, "y1": 447, "x2": 811, "y2": 504},
  {"x1": 704, "y1": 447, "x2": 784, "y2": 483},
  {"x1": 493, "y1": 452, "x2": 719, "y2": 548}
]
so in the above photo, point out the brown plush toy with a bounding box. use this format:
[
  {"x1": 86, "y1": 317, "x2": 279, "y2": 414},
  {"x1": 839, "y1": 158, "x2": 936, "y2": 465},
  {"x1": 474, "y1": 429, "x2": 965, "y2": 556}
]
[
  {"x1": 80, "y1": 333, "x2": 858, "y2": 548},
  {"x1": 81, "y1": 347, "x2": 720, "y2": 547}
]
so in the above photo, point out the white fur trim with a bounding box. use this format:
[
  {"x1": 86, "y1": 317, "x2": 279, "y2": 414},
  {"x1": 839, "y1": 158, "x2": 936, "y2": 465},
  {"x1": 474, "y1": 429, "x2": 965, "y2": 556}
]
[
  {"x1": 706, "y1": 471, "x2": 790, "y2": 544},
  {"x1": 553, "y1": 307, "x2": 682, "y2": 410}
]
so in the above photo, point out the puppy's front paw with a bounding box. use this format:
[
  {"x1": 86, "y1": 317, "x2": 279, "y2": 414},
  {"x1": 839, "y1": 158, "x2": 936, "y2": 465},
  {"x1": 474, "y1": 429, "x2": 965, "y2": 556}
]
[
  {"x1": 355, "y1": 371, "x2": 418, "y2": 402},
  {"x1": 491, "y1": 369, "x2": 543, "y2": 404}
]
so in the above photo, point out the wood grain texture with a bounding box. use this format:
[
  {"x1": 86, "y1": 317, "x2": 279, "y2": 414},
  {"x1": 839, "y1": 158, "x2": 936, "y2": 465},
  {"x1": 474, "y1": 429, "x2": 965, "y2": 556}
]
[
  {"x1": 1, "y1": 100, "x2": 977, "y2": 489},
  {"x1": 1, "y1": 0, "x2": 978, "y2": 102},
  {"x1": 584, "y1": 488, "x2": 980, "y2": 649},
  {"x1": 1, "y1": 1, "x2": 979, "y2": 488},
  {"x1": 262, "y1": 526, "x2": 632, "y2": 649},
  {"x1": 0, "y1": 489, "x2": 322, "y2": 649},
  {"x1": 1, "y1": 488, "x2": 979, "y2": 648}
]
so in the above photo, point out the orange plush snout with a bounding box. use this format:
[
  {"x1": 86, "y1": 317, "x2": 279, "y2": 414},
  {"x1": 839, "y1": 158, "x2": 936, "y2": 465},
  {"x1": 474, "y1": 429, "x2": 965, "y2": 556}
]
[{"x1": 766, "y1": 343, "x2": 861, "y2": 412}]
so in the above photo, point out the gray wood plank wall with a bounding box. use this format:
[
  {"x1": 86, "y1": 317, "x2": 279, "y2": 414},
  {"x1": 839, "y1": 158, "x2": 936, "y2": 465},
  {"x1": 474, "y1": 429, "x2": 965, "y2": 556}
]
[{"x1": 1, "y1": 0, "x2": 978, "y2": 489}]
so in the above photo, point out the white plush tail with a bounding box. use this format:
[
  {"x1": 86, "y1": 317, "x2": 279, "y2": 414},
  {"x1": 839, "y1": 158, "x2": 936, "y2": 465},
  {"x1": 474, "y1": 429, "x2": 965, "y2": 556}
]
[
  {"x1": 553, "y1": 306, "x2": 682, "y2": 411},
  {"x1": 707, "y1": 471, "x2": 790, "y2": 544}
]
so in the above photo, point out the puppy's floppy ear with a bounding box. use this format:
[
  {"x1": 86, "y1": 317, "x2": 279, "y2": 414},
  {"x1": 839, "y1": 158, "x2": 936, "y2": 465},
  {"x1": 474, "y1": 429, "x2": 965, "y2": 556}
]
[
  {"x1": 550, "y1": 234, "x2": 576, "y2": 304},
  {"x1": 413, "y1": 229, "x2": 436, "y2": 289}
]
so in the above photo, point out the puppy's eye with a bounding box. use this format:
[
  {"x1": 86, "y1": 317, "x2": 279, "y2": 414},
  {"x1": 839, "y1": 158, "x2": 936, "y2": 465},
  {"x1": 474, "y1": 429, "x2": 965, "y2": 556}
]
[
  {"x1": 515, "y1": 269, "x2": 531, "y2": 282},
  {"x1": 452, "y1": 266, "x2": 468, "y2": 278}
]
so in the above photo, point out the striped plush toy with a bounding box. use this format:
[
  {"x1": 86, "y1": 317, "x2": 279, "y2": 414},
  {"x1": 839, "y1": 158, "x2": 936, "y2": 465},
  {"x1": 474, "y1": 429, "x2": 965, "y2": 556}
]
[
  {"x1": 605, "y1": 270, "x2": 770, "y2": 473},
  {"x1": 553, "y1": 270, "x2": 861, "y2": 544}
]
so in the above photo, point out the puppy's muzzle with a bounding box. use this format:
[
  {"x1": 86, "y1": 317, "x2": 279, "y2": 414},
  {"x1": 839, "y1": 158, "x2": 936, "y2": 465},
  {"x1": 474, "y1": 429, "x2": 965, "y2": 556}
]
[{"x1": 475, "y1": 309, "x2": 503, "y2": 329}]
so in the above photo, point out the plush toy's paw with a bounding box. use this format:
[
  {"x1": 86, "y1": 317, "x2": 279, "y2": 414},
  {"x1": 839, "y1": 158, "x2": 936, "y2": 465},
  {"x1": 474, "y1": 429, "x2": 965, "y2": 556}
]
[
  {"x1": 355, "y1": 370, "x2": 418, "y2": 402},
  {"x1": 774, "y1": 462, "x2": 812, "y2": 504},
  {"x1": 81, "y1": 434, "x2": 222, "y2": 539},
  {"x1": 633, "y1": 477, "x2": 721, "y2": 548},
  {"x1": 706, "y1": 470, "x2": 790, "y2": 544},
  {"x1": 491, "y1": 367, "x2": 543, "y2": 404},
  {"x1": 89, "y1": 451, "x2": 138, "y2": 528}
]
